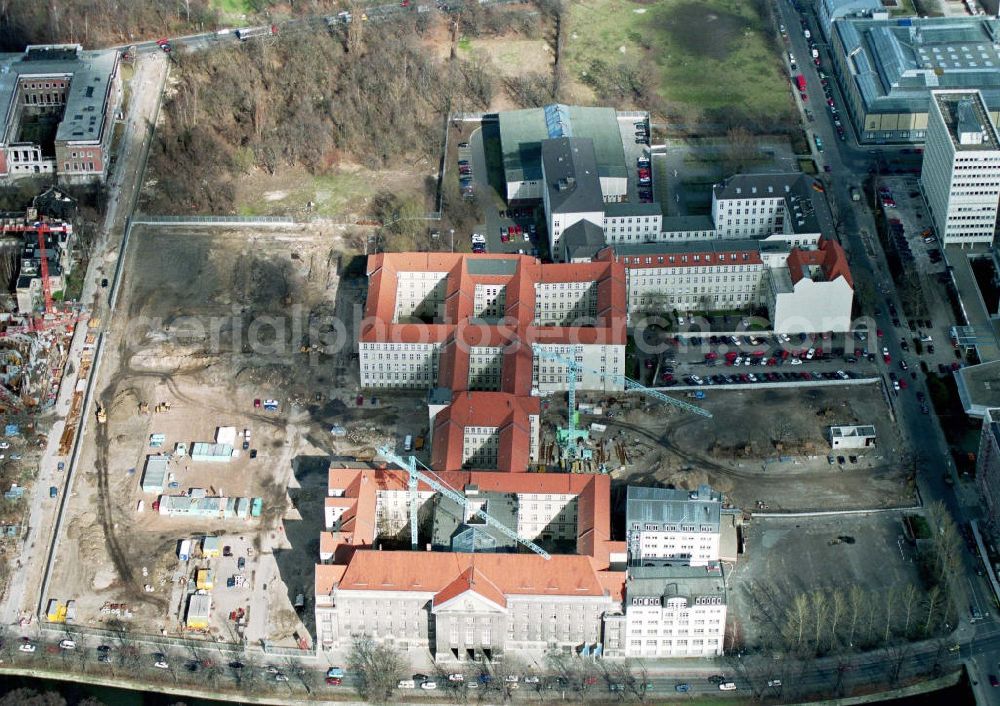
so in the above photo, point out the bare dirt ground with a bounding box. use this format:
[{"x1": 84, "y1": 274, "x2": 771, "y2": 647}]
[
  {"x1": 50, "y1": 224, "x2": 423, "y2": 645},
  {"x1": 567, "y1": 385, "x2": 914, "y2": 512}
]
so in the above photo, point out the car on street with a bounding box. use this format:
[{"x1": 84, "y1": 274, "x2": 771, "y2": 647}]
[
  {"x1": 154, "y1": 660, "x2": 169, "y2": 669},
  {"x1": 448, "y1": 673, "x2": 465, "y2": 682},
  {"x1": 275, "y1": 673, "x2": 289, "y2": 682},
  {"x1": 18, "y1": 642, "x2": 36, "y2": 653},
  {"x1": 420, "y1": 680, "x2": 437, "y2": 690},
  {"x1": 675, "y1": 683, "x2": 691, "y2": 692},
  {"x1": 991, "y1": 674, "x2": 999, "y2": 688},
  {"x1": 59, "y1": 639, "x2": 76, "y2": 650},
  {"x1": 326, "y1": 676, "x2": 342, "y2": 685}
]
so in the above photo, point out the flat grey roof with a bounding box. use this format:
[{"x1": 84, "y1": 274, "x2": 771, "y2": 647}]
[
  {"x1": 626, "y1": 565, "x2": 727, "y2": 602},
  {"x1": 626, "y1": 485, "x2": 722, "y2": 530},
  {"x1": 661, "y1": 215, "x2": 716, "y2": 233},
  {"x1": 604, "y1": 202, "x2": 662, "y2": 218},
  {"x1": 955, "y1": 360, "x2": 1000, "y2": 418},
  {"x1": 932, "y1": 91, "x2": 1000, "y2": 151},
  {"x1": 834, "y1": 17, "x2": 1000, "y2": 116},
  {"x1": 466, "y1": 258, "x2": 520, "y2": 276},
  {"x1": 612, "y1": 238, "x2": 764, "y2": 258},
  {"x1": 542, "y1": 137, "x2": 604, "y2": 215},
  {"x1": 0, "y1": 45, "x2": 118, "y2": 146},
  {"x1": 499, "y1": 104, "x2": 628, "y2": 184}
]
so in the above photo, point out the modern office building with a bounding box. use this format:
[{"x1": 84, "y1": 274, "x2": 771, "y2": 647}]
[
  {"x1": 0, "y1": 45, "x2": 121, "y2": 182},
  {"x1": 977, "y1": 408, "x2": 1000, "y2": 529},
  {"x1": 922, "y1": 90, "x2": 1000, "y2": 247},
  {"x1": 829, "y1": 17, "x2": 1000, "y2": 144}
]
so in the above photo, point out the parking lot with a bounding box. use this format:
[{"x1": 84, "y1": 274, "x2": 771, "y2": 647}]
[
  {"x1": 878, "y1": 175, "x2": 944, "y2": 278},
  {"x1": 615, "y1": 113, "x2": 652, "y2": 204},
  {"x1": 631, "y1": 330, "x2": 882, "y2": 388}
]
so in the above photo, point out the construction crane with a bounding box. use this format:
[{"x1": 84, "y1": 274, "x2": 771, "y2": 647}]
[
  {"x1": 36, "y1": 224, "x2": 53, "y2": 316},
  {"x1": 531, "y1": 346, "x2": 712, "y2": 457},
  {"x1": 377, "y1": 445, "x2": 551, "y2": 560}
]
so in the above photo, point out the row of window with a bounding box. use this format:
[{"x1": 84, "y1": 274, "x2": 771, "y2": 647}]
[{"x1": 624, "y1": 253, "x2": 755, "y2": 266}]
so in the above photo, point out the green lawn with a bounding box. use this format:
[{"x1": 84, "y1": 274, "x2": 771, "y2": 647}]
[
  {"x1": 209, "y1": 0, "x2": 254, "y2": 19},
  {"x1": 563, "y1": 0, "x2": 791, "y2": 125}
]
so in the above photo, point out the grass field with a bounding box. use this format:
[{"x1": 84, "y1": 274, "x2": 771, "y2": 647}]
[
  {"x1": 562, "y1": 0, "x2": 791, "y2": 125},
  {"x1": 209, "y1": 0, "x2": 253, "y2": 19}
]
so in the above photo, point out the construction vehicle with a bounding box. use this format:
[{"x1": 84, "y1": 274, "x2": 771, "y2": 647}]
[
  {"x1": 95, "y1": 404, "x2": 107, "y2": 424},
  {"x1": 154, "y1": 402, "x2": 171, "y2": 413},
  {"x1": 138, "y1": 402, "x2": 149, "y2": 415},
  {"x1": 378, "y1": 445, "x2": 551, "y2": 558},
  {"x1": 531, "y1": 346, "x2": 711, "y2": 459}
]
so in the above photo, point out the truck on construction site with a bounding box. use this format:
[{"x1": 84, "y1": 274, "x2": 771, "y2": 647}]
[{"x1": 235, "y1": 25, "x2": 278, "y2": 40}]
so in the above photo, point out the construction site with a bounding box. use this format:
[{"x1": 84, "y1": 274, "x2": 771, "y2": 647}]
[
  {"x1": 46, "y1": 223, "x2": 408, "y2": 646},
  {"x1": 533, "y1": 382, "x2": 913, "y2": 513},
  {"x1": 0, "y1": 192, "x2": 90, "y2": 592}
]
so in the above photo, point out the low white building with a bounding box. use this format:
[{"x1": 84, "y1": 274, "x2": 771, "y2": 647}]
[
  {"x1": 626, "y1": 485, "x2": 723, "y2": 567},
  {"x1": 829, "y1": 425, "x2": 877, "y2": 449}
]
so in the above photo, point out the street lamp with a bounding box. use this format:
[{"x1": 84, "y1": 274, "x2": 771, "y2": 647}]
[{"x1": 450, "y1": 229, "x2": 454, "y2": 253}]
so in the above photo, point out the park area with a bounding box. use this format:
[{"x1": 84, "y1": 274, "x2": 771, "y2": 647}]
[{"x1": 561, "y1": 0, "x2": 793, "y2": 127}]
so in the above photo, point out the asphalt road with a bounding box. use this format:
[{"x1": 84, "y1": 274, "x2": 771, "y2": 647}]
[{"x1": 779, "y1": 1, "x2": 1000, "y2": 701}]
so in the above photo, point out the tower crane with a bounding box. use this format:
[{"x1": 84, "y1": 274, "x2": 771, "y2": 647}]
[
  {"x1": 376, "y1": 445, "x2": 551, "y2": 560},
  {"x1": 531, "y1": 345, "x2": 712, "y2": 457}
]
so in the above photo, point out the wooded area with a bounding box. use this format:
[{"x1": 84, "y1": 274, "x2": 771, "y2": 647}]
[{"x1": 145, "y1": 8, "x2": 534, "y2": 213}]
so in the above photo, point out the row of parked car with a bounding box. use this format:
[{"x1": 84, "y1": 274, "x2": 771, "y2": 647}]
[
  {"x1": 675, "y1": 370, "x2": 860, "y2": 386},
  {"x1": 457, "y1": 142, "x2": 474, "y2": 199}
]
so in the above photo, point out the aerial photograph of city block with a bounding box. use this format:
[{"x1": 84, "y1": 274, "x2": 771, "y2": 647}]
[{"x1": 0, "y1": 0, "x2": 998, "y2": 704}]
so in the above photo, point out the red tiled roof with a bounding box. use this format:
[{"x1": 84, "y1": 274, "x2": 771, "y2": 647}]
[
  {"x1": 432, "y1": 566, "x2": 508, "y2": 609},
  {"x1": 336, "y1": 551, "x2": 611, "y2": 598},
  {"x1": 315, "y1": 563, "x2": 347, "y2": 596},
  {"x1": 431, "y1": 392, "x2": 540, "y2": 472},
  {"x1": 786, "y1": 237, "x2": 853, "y2": 288},
  {"x1": 322, "y1": 467, "x2": 609, "y2": 558}
]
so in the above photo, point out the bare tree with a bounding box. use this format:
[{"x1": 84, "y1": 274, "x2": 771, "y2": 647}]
[
  {"x1": 348, "y1": 635, "x2": 404, "y2": 704},
  {"x1": 782, "y1": 593, "x2": 809, "y2": 654},
  {"x1": 811, "y1": 590, "x2": 829, "y2": 655},
  {"x1": 847, "y1": 585, "x2": 864, "y2": 649},
  {"x1": 900, "y1": 584, "x2": 919, "y2": 638},
  {"x1": 883, "y1": 588, "x2": 897, "y2": 644},
  {"x1": 923, "y1": 585, "x2": 943, "y2": 636},
  {"x1": 828, "y1": 589, "x2": 846, "y2": 652}
]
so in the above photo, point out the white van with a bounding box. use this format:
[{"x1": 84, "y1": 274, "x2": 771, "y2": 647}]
[
  {"x1": 404, "y1": 435, "x2": 413, "y2": 452},
  {"x1": 719, "y1": 682, "x2": 737, "y2": 691}
]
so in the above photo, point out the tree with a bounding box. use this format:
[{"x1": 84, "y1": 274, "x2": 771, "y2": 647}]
[
  {"x1": 348, "y1": 635, "x2": 404, "y2": 704},
  {"x1": 883, "y1": 588, "x2": 897, "y2": 644},
  {"x1": 847, "y1": 585, "x2": 864, "y2": 649},
  {"x1": 722, "y1": 127, "x2": 761, "y2": 175},
  {"x1": 782, "y1": 593, "x2": 809, "y2": 654},
  {"x1": 923, "y1": 585, "x2": 943, "y2": 636},
  {"x1": 900, "y1": 584, "x2": 919, "y2": 638},
  {"x1": 811, "y1": 590, "x2": 829, "y2": 655},
  {"x1": 828, "y1": 590, "x2": 846, "y2": 652}
]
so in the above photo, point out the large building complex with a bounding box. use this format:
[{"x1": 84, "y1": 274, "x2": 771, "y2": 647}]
[
  {"x1": 430, "y1": 392, "x2": 540, "y2": 472},
  {"x1": 314, "y1": 464, "x2": 626, "y2": 659},
  {"x1": 922, "y1": 90, "x2": 1000, "y2": 247},
  {"x1": 829, "y1": 17, "x2": 1000, "y2": 144},
  {"x1": 0, "y1": 45, "x2": 121, "y2": 183},
  {"x1": 615, "y1": 236, "x2": 854, "y2": 333},
  {"x1": 359, "y1": 252, "x2": 626, "y2": 397},
  {"x1": 313, "y1": 464, "x2": 730, "y2": 660},
  {"x1": 499, "y1": 104, "x2": 629, "y2": 202}
]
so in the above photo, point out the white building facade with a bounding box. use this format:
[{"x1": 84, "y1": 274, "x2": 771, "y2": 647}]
[{"x1": 922, "y1": 90, "x2": 1000, "y2": 247}]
